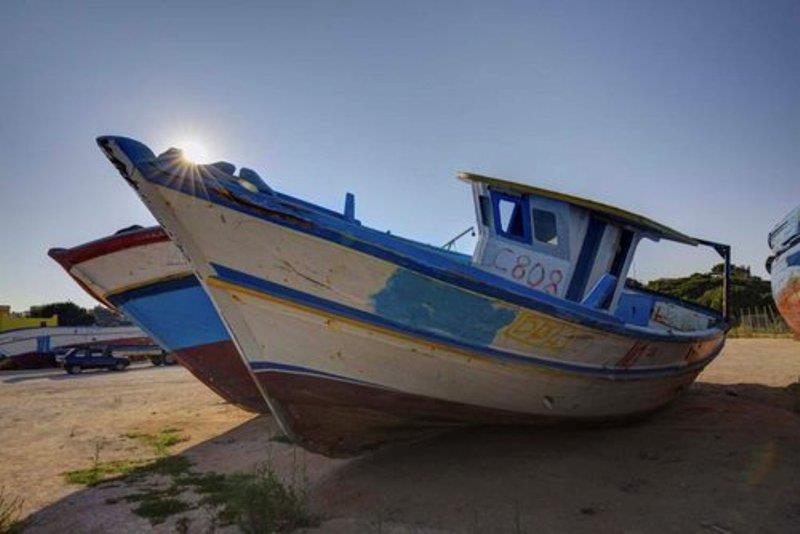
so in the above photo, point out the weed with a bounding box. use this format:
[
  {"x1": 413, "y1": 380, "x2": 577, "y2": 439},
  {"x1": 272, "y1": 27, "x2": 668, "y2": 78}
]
[
  {"x1": 119, "y1": 460, "x2": 314, "y2": 530},
  {"x1": 200, "y1": 463, "x2": 314, "y2": 533},
  {"x1": 64, "y1": 459, "x2": 148, "y2": 486},
  {"x1": 143, "y1": 455, "x2": 193, "y2": 478},
  {"x1": 92, "y1": 437, "x2": 106, "y2": 466},
  {"x1": 68, "y1": 427, "x2": 314, "y2": 531},
  {"x1": 64, "y1": 432, "x2": 191, "y2": 487},
  {"x1": 0, "y1": 487, "x2": 23, "y2": 534},
  {"x1": 124, "y1": 427, "x2": 188, "y2": 457}
]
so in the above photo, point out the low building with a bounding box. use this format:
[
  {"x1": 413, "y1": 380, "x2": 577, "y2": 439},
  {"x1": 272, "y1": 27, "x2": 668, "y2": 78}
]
[{"x1": 0, "y1": 305, "x2": 58, "y2": 332}]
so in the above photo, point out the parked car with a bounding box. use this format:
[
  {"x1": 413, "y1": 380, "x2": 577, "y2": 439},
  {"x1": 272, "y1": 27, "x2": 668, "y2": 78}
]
[{"x1": 62, "y1": 346, "x2": 130, "y2": 374}]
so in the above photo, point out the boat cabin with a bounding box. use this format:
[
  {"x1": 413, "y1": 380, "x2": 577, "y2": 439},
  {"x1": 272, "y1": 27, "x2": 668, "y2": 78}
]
[{"x1": 460, "y1": 173, "x2": 728, "y2": 333}]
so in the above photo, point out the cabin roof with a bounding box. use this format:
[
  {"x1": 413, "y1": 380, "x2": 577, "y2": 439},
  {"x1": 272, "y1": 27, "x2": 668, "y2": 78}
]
[{"x1": 458, "y1": 172, "x2": 698, "y2": 246}]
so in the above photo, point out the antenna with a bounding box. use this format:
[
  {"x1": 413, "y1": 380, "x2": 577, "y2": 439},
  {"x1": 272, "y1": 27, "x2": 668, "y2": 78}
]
[{"x1": 442, "y1": 226, "x2": 475, "y2": 251}]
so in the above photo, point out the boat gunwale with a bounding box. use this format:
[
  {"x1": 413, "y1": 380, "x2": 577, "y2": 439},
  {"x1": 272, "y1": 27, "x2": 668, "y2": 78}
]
[
  {"x1": 48, "y1": 225, "x2": 169, "y2": 271},
  {"x1": 48, "y1": 226, "x2": 172, "y2": 308}
]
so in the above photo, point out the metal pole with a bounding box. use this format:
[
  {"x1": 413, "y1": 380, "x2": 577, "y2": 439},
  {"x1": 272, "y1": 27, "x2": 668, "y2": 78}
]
[
  {"x1": 723, "y1": 244, "x2": 731, "y2": 322},
  {"x1": 442, "y1": 226, "x2": 475, "y2": 251},
  {"x1": 694, "y1": 238, "x2": 732, "y2": 324}
]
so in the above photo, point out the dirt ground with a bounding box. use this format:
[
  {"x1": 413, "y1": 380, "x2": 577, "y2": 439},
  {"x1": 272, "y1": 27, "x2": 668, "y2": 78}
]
[{"x1": 1, "y1": 338, "x2": 799, "y2": 533}]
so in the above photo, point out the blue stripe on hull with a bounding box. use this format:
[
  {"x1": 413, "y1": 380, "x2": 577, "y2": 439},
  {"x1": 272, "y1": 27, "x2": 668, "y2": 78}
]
[
  {"x1": 211, "y1": 263, "x2": 722, "y2": 380},
  {"x1": 108, "y1": 276, "x2": 230, "y2": 351},
  {"x1": 250, "y1": 361, "x2": 373, "y2": 385}
]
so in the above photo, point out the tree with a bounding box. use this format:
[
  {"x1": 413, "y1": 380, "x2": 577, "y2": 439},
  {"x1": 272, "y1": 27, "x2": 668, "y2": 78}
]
[
  {"x1": 92, "y1": 305, "x2": 132, "y2": 326},
  {"x1": 28, "y1": 302, "x2": 94, "y2": 326},
  {"x1": 641, "y1": 264, "x2": 773, "y2": 318}
]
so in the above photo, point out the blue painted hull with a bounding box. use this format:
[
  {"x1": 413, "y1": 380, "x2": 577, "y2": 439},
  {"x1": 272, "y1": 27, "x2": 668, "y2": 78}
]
[
  {"x1": 108, "y1": 276, "x2": 267, "y2": 413},
  {"x1": 109, "y1": 276, "x2": 230, "y2": 352}
]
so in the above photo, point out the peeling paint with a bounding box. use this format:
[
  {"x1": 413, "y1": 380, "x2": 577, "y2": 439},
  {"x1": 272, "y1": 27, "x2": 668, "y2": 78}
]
[{"x1": 372, "y1": 268, "x2": 516, "y2": 346}]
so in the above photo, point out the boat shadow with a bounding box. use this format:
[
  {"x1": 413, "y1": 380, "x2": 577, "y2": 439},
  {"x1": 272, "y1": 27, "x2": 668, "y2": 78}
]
[
  {"x1": 21, "y1": 380, "x2": 800, "y2": 532},
  {"x1": 309, "y1": 379, "x2": 800, "y2": 531}
]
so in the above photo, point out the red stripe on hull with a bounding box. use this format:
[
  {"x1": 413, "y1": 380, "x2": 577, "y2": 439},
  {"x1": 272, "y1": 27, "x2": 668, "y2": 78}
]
[
  {"x1": 48, "y1": 226, "x2": 171, "y2": 307},
  {"x1": 173, "y1": 340, "x2": 268, "y2": 414},
  {"x1": 102, "y1": 336, "x2": 155, "y2": 347},
  {"x1": 48, "y1": 226, "x2": 169, "y2": 270}
]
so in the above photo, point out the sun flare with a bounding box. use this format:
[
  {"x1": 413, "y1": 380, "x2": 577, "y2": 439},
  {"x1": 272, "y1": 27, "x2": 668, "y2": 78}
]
[{"x1": 174, "y1": 139, "x2": 211, "y2": 163}]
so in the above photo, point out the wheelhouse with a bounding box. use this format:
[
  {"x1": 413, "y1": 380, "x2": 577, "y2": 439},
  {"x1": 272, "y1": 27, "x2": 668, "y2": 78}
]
[{"x1": 461, "y1": 172, "x2": 731, "y2": 334}]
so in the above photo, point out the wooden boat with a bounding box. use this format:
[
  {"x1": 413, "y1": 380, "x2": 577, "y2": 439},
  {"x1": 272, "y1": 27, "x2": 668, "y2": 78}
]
[
  {"x1": 98, "y1": 136, "x2": 732, "y2": 456},
  {"x1": 49, "y1": 227, "x2": 268, "y2": 412},
  {"x1": 767, "y1": 207, "x2": 800, "y2": 335},
  {"x1": 0, "y1": 325, "x2": 149, "y2": 370}
]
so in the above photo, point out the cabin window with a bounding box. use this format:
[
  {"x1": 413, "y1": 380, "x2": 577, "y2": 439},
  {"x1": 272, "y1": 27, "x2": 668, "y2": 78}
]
[
  {"x1": 479, "y1": 195, "x2": 492, "y2": 227},
  {"x1": 528, "y1": 197, "x2": 570, "y2": 260},
  {"x1": 532, "y1": 209, "x2": 558, "y2": 245},
  {"x1": 491, "y1": 191, "x2": 530, "y2": 243}
]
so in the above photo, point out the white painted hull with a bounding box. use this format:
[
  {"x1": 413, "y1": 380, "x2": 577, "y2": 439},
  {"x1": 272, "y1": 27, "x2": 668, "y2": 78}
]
[
  {"x1": 49, "y1": 229, "x2": 269, "y2": 412},
  {"x1": 71, "y1": 240, "x2": 189, "y2": 303}
]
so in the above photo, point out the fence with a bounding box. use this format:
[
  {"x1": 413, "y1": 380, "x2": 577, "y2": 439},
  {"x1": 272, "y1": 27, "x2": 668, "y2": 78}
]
[{"x1": 729, "y1": 306, "x2": 793, "y2": 338}]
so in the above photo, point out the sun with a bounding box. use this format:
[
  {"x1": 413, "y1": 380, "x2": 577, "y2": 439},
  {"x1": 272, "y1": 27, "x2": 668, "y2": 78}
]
[{"x1": 174, "y1": 139, "x2": 211, "y2": 163}]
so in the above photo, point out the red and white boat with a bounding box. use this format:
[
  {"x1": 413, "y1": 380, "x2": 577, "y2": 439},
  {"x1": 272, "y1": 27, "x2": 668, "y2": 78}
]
[{"x1": 49, "y1": 226, "x2": 268, "y2": 412}]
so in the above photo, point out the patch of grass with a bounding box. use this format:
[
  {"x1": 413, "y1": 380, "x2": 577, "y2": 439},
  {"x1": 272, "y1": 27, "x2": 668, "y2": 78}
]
[
  {"x1": 728, "y1": 329, "x2": 793, "y2": 339},
  {"x1": 124, "y1": 427, "x2": 188, "y2": 457},
  {"x1": 73, "y1": 426, "x2": 314, "y2": 530},
  {"x1": 131, "y1": 496, "x2": 191, "y2": 524},
  {"x1": 0, "y1": 487, "x2": 23, "y2": 534},
  {"x1": 181, "y1": 471, "x2": 229, "y2": 495},
  {"x1": 121, "y1": 484, "x2": 191, "y2": 524},
  {"x1": 113, "y1": 460, "x2": 315, "y2": 530},
  {"x1": 197, "y1": 464, "x2": 314, "y2": 533},
  {"x1": 142, "y1": 455, "x2": 193, "y2": 478},
  {"x1": 64, "y1": 459, "x2": 148, "y2": 486},
  {"x1": 64, "y1": 456, "x2": 193, "y2": 487}
]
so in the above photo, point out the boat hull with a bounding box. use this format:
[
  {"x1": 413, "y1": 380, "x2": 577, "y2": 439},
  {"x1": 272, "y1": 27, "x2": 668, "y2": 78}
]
[
  {"x1": 108, "y1": 276, "x2": 267, "y2": 413},
  {"x1": 228, "y1": 285, "x2": 706, "y2": 454},
  {"x1": 771, "y1": 240, "x2": 800, "y2": 335},
  {"x1": 49, "y1": 229, "x2": 268, "y2": 413},
  {"x1": 100, "y1": 137, "x2": 727, "y2": 455}
]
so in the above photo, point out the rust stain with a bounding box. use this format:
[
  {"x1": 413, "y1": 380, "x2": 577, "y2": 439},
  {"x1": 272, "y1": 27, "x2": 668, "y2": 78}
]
[{"x1": 616, "y1": 341, "x2": 657, "y2": 369}]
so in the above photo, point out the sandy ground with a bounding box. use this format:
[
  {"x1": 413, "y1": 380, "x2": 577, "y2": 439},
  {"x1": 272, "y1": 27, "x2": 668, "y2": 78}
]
[{"x1": 1, "y1": 339, "x2": 799, "y2": 533}]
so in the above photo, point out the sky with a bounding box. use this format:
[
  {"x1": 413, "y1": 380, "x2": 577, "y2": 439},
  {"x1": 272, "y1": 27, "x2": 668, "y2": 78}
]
[{"x1": 1, "y1": 0, "x2": 798, "y2": 311}]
